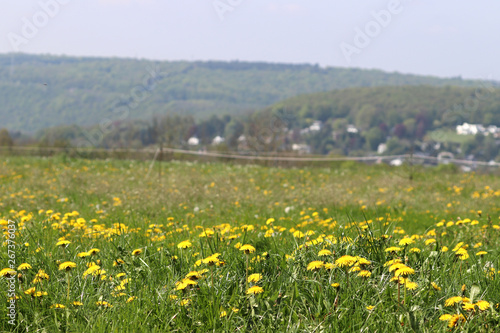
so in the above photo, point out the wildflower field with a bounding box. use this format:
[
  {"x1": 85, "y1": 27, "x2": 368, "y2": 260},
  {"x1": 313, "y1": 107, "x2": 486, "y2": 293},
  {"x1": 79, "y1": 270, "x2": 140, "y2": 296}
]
[{"x1": 1, "y1": 156, "x2": 500, "y2": 332}]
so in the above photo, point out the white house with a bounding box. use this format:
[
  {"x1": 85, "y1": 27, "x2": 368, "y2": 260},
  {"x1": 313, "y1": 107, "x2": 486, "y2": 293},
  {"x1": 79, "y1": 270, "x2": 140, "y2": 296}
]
[
  {"x1": 309, "y1": 121, "x2": 322, "y2": 132},
  {"x1": 457, "y1": 123, "x2": 484, "y2": 135},
  {"x1": 292, "y1": 143, "x2": 311, "y2": 154},
  {"x1": 347, "y1": 124, "x2": 359, "y2": 134},
  {"x1": 212, "y1": 136, "x2": 225, "y2": 145},
  {"x1": 187, "y1": 137, "x2": 200, "y2": 146}
]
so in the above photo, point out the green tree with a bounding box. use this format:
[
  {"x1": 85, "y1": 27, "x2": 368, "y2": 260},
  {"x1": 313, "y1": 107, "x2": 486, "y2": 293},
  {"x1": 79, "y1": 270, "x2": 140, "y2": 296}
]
[
  {"x1": 364, "y1": 127, "x2": 385, "y2": 151},
  {"x1": 0, "y1": 128, "x2": 14, "y2": 148}
]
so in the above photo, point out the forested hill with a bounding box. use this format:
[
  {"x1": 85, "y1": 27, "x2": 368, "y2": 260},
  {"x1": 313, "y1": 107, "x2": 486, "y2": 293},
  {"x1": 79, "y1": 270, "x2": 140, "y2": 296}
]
[
  {"x1": 256, "y1": 85, "x2": 500, "y2": 131},
  {"x1": 0, "y1": 53, "x2": 494, "y2": 133}
]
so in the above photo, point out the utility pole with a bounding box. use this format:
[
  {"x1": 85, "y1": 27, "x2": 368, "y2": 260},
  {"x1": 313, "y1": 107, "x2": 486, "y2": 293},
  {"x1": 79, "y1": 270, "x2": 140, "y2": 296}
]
[{"x1": 159, "y1": 141, "x2": 163, "y2": 185}]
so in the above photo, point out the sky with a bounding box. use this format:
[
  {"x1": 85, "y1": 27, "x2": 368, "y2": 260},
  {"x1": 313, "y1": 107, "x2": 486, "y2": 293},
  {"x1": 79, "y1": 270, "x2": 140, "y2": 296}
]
[{"x1": 1, "y1": 0, "x2": 499, "y2": 80}]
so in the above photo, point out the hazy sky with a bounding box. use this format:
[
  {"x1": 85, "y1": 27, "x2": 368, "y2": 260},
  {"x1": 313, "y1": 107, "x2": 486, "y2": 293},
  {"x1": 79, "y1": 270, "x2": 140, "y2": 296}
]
[{"x1": 2, "y1": 0, "x2": 499, "y2": 80}]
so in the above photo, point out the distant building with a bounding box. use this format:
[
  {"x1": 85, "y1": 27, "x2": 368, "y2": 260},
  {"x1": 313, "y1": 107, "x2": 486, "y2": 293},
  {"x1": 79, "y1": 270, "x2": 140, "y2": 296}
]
[
  {"x1": 377, "y1": 143, "x2": 387, "y2": 154},
  {"x1": 292, "y1": 143, "x2": 311, "y2": 154},
  {"x1": 309, "y1": 121, "x2": 322, "y2": 132},
  {"x1": 390, "y1": 159, "x2": 403, "y2": 166},
  {"x1": 212, "y1": 136, "x2": 225, "y2": 145},
  {"x1": 187, "y1": 137, "x2": 199, "y2": 146},
  {"x1": 456, "y1": 123, "x2": 484, "y2": 135},
  {"x1": 347, "y1": 124, "x2": 359, "y2": 134}
]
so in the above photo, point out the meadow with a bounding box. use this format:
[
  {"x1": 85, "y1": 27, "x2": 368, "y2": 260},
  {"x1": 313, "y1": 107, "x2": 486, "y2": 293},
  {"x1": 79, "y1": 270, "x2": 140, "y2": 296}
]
[{"x1": 1, "y1": 156, "x2": 500, "y2": 332}]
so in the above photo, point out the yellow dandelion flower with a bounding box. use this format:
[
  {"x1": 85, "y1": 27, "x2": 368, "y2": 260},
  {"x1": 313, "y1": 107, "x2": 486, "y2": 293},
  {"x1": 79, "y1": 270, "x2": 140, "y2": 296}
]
[
  {"x1": 17, "y1": 263, "x2": 32, "y2": 271},
  {"x1": 177, "y1": 240, "x2": 192, "y2": 249},
  {"x1": 24, "y1": 287, "x2": 36, "y2": 295},
  {"x1": 357, "y1": 270, "x2": 371, "y2": 278},
  {"x1": 185, "y1": 271, "x2": 202, "y2": 280},
  {"x1": 384, "y1": 259, "x2": 402, "y2": 267},
  {"x1": 439, "y1": 314, "x2": 453, "y2": 321},
  {"x1": 394, "y1": 266, "x2": 415, "y2": 278},
  {"x1": 77, "y1": 252, "x2": 90, "y2": 258},
  {"x1": 324, "y1": 263, "x2": 335, "y2": 270},
  {"x1": 335, "y1": 255, "x2": 357, "y2": 268},
  {"x1": 0, "y1": 268, "x2": 17, "y2": 278},
  {"x1": 58, "y1": 262, "x2": 76, "y2": 272},
  {"x1": 307, "y1": 261, "x2": 324, "y2": 271},
  {"x1": 83, "y1": 265, "x2": 101, "y2": 278},
  {"x1": 50, "y1": 304, "x2": 66, "y2": 309},
  {"x1": 445, "y1": 296, "x2": 464, "y2": 307},
  {"x1": 431, "y1": 282, "x2": 441, "y2": 291},
  {"x1": 448, "y1": 314, "x2": 465, "y2": 328},
  {"x1": 331, "y1": 283, "x2": 340, "y2": 288},
  {"x1": 318, "y1": 249, "x2": 332, "y2": 256},
  {"x1": 476, "y1": 251, "x2": 487, "y2": 256},
  {"x1": 56, "y1": 240, "x2": 71, "y2": 247},
  {"x1": 292, "y1": 230, "x2": 304, "y2": 238},
  {"x1": 385, "y1": 246, "x2": 402, "y2": 253},
  {"x1": 220, "y1": 310, "x2": 227, "y2": 318},
  {"x1": 475, "y1": 300, "x2": 490, "y2": 311},
  {"x1": 246, "y1": 286, "x2": 264, "y2": 295},
  {"x1": 247, "y1": 273, "x2": 262, "y2": 283},
  {"x1": 132, "y1": 249, "x2": 143, "y2": 256},
  {"x1": 356, "y1": 257, "x2": 371, "y2": 266},
  {"x1": 72, "y1": 301, "x2": 83, "y2": 306},
  {"x1": 409, "y1": 248, "x2": 421, "y2": 253},
  {"x1": 33, "y1": 291, "x2": 48, "y2": 297},
  {"x1": 399, "y1": 238, "x2": 414, "y2": 246},
  {"x1": 239, "y1": 244, "x2": 256, "y2": 254},
  {"x1": 424, "y1": 239, "x2": 436, "y2": 246},
  {"x1": 405, "y1": 281, "x2": 418, "y2": 290},
  {"x1": 96, "y1": 301, "x2": 113, "y2": 308},
  {"x1": 180, "y1": 299, "x2": 191, "y2": 306},
  {"x1": 126, "y1": 296, "x2": 137, "y2": 303},
  {"x1": 113, "y1": 259, "x2": 125, "y2": 266},
  {"x1": 88, "y1": 248, "x2": 100, "y2": 255},
  {"x1": 462, "y1": 303, "x2": 476, "y2": 311},
  {"x1": 455, "y1": 248, "x2": 469, "y2": 260}
]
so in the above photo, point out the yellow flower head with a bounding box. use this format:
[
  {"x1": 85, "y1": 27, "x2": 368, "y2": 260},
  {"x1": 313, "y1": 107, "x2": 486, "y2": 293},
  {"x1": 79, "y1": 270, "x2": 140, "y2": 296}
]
[
  {"x1": 394, "y1": 266, "x2": 415, "y2": 278},
  {"x1": 246, "y1": 286, "x2": 264, "y2": 295},
  {"x1": 399, "y1": 238, "x2": 414, "y2": 246},
  {"x1": 239, "y1": 244, "x2": 256, "y2": 254},
  {"x1": 58, "y1": 261, "x2": 76, "y2": 272},
  {"x1": 357, "y1": 270, "x2": 372, "y2": 278},
  {"x1": 17, "y1": 263, "x2": 32, "y2": 271},
  {"x1": 56, "y1": 240, "x2": 71, "y2": 247},
  {"x1": 318, "y1": 249, "x2": 332, "y2": 257},
  {"x1": 385, "y1": 247, "x2": 402, "y2": 253},
  {"x1": 177, "y1": 240, "x2": 192, "y2": 249},
  {"x1": 247, "y1": 273, "x2": 263, "y2": 283},
  {"x1": 132, "y1": 249, "x2": 143, "y2": 256},
  {"x1": 0, "y1": 268, "x2": 17, "y2": 278},
  {"x1": 335, "y1": 255, "x2": 357, "y2": 268},
  {"x1": 307, "y1": 261, "x2": 324, "y2": 271}
]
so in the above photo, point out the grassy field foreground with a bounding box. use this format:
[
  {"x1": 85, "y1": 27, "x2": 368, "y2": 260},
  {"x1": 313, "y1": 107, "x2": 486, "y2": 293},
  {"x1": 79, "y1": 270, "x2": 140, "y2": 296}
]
[{"x1": 1, "y1": 156, "x2": 500, "y2": 332}]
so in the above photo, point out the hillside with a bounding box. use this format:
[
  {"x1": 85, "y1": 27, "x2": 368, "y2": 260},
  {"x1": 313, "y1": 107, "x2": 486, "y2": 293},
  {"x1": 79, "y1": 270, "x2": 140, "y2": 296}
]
[
  {"x1": 258, "y1": 85, "x2": 500, "y2": 130},
  {"x1": 0, "y1": 53, "x2": 493, "y2": 133}
]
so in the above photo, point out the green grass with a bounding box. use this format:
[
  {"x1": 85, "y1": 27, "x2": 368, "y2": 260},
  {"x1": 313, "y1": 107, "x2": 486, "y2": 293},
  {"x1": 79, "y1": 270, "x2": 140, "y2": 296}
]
[
  {"x1": 1, "y1": 156, "x2": 499, "y2": 332},
  {"x1": 428, "y1": 129, "x2": 471, "y2": 144}
]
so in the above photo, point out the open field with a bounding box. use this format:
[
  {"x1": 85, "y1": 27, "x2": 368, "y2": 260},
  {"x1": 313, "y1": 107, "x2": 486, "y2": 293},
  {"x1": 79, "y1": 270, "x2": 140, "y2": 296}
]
[{"x1": 1, "y1": 156, "x2": 500, "y2": 332}]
